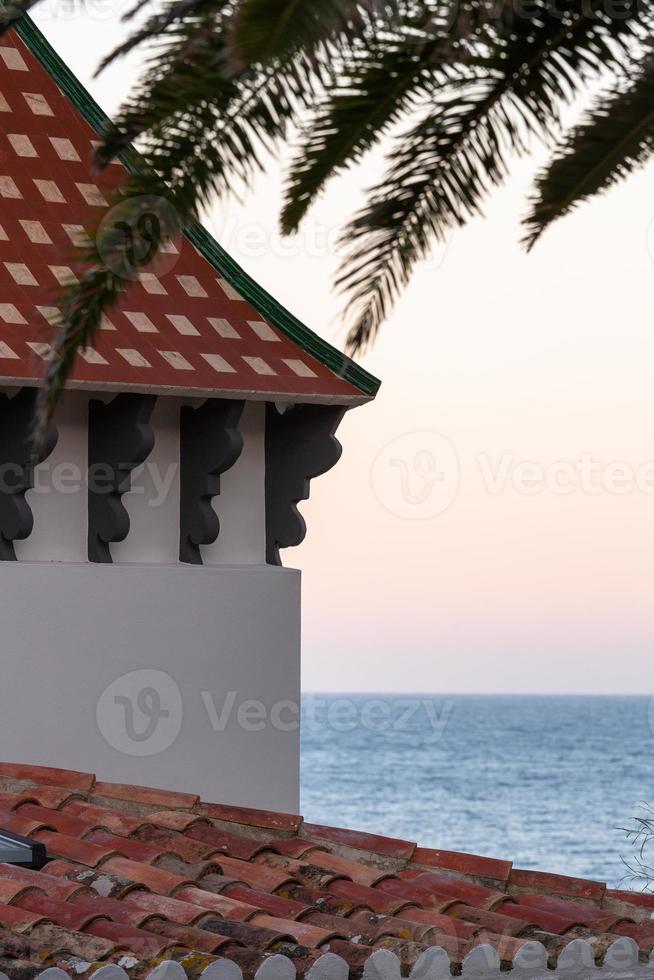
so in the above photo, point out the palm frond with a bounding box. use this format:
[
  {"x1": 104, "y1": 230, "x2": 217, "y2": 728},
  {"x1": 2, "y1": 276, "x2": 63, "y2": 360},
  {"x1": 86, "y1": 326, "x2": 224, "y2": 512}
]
[
  {"x1": 337, "y1": 90, "x2": 515, "y2": 351},
  {"x1": 337, "y1": 0, "x2": 652, "y2": 351},
  {"x1": 34, "y1": 187, "x2": 182, "y2": 446},
  {"x1": 35, "y1": 267, "x2": 122, "y2": 446},
  {"x1": 229, "y1": 0, "x2": 369, "y2": 66},
  {"x1": 96, "y1": 8, "x2": 327, "y2": 167},
  {"x1": 34, "y1": 0, "x2": 654, "y2": 416},
  {"x1": 0, "y1": 0, "x2": 41, "y2": 34},
  {"x1": 280, "y1": 31, "x2": 459, "y2": 234},
  {"x1": 40, "y1": 18, "x2": 326, "y2": 426},
  {"x1": 524, "y1": 58, "x2": 654, "y2": 248},
  {"x1": 96, "y1": 0, "x2": 230, "y2": 74}
]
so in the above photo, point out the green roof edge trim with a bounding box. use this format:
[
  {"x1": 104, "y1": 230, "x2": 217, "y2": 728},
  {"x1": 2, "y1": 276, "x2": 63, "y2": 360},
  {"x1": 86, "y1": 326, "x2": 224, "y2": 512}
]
[{"x1": 13, "y1": 14, "x2": 381, "y2": 399}]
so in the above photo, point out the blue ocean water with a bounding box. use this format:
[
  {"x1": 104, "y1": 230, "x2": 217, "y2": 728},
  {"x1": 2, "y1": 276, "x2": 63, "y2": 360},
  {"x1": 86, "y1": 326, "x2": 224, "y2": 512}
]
[{"x1": 301, "y1": 695, "x2": 653, "y2": 888}]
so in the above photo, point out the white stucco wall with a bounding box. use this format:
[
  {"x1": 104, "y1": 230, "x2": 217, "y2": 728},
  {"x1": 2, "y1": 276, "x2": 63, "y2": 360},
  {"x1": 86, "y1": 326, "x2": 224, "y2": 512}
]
[
  {"x1": 201, "y1": 400, "x2": 266, "y2": 565},
  {"x1": 13, "y1": 392, "x2": 267, "y2": 566},
  {"x1": 111, "y1": 396, "x2": 183, "y2": 565},
  {"x1": 16, "y1": 390, "x2": 90, "y2": 563},
  {"x1": 0, "y1": 562, "x2": 301, "y2": 810}
]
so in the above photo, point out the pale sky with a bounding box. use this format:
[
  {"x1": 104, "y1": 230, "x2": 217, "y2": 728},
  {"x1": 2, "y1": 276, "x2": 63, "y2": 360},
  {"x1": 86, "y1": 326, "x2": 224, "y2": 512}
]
[{"x1": 33, "y1": 4, "x2": 654, "y2": 694}]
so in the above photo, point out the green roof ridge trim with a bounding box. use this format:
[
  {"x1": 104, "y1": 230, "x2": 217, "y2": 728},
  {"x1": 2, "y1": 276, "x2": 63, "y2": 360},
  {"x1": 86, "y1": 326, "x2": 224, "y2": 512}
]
[{"x1": 13, "y1": 15, "x2": 381, "y2": 399}]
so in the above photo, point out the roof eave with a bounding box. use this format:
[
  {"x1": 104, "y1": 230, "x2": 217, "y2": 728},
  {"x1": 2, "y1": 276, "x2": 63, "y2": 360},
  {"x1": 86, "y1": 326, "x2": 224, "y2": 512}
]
[
  {"x1": 0, "y1": 375, "x2": 373, "y2": 406},
  {"x1": 13, "y1": 15, "x2": 381, "y2": 403}
]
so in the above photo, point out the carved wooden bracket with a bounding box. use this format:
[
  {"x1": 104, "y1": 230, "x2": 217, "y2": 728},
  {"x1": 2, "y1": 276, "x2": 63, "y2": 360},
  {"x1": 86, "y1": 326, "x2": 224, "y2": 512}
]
[
  {"x1": 88, "y1": 393, "x2": 156, "y2": 563},
  {"x1": 0, "y1": 388, "x2": 58, "y2": 561},
  {"x1": 179, "y1": 398, "x2": 245, "y2": 565},
  {"x1": 265, "y1": 403, "x2": 346, "y2": 566}
]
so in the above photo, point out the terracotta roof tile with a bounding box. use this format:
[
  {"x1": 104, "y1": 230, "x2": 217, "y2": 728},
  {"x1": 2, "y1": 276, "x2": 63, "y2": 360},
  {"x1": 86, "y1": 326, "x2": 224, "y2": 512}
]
[
  {"x1": 86, "y1": 917, "x2": 180, "y2": 957},
  {"x1": 195, "y1": 802, "x2": 302, "y2": 835},
  {"x1": 444, "y1": 902, "x2": 531, "y2": 937},
  {"x1": 305, "y1": 850, "x2": 393, "y2": 887},
  {"x1": 494, "y1": 900, "x2": 590, "y2": 934},
  {"x1": 0, "y1": 928, "x2": 43, "y2": 961},
  {"x1": 395, "y1": 906, "x2": 481, "y2": 939},
  {"x1": 0, "y1": 761, "x2": 649, "y2": 976},
  {"x1": 70, "y1": 892, "x2": 159, "y2": 929},
  {"x1": 326, "y1": 878, "x2": 420, "y2": 915},
  {"x1": 264, "y1": 838, "x2": 323, "y2": 860},
  {"x1": 606, "y1": 888, "x2": 654, "y2": 909},
  {"x1": 0, "y1": 810, "x2": 51, "y2": 838},
  {"x1": 508, "y1": 867, "x2": 606, "y2": 902},
  {"x1": 93, "y1": 782, "x2": 199, "y2": 812},
  {"x1": 0, "y1": 785, "x2": 79, "y2": 810},
  {"x1": 253, "y1": 852, "x2": 349, "y2": 890},
  {"x1": 511, "y1": 892, "x2": 625, "y2": 928},
  {"x1": 83, "y1": 829, "x2": 171, "y2": 865},
  {"x1": 0, "y1": 903, "x2": 46, "y2": 933},
  {"x1": 173, "y1": 885, "x2": 262, "y2": 921},
  {"x1": 0, "y1": 864, "x2": 85, "y2": 900},
  {"x1": 44, "y1": 858, "x2": 141, "y2": 899},
  {"x1": 99, "y1": 855, "x2": 193, "y2": 894},
  {"x1": 398, "y1": 867, "x2": 506, "y2": 908},
  {"x1": 28, "y1": 921, "x2": 118, "y2": 960},
  {"x1": 13, "y1": 892, "x2": 105, "y2": 931},
  {"x1": 216, "y1": 855, "x2": 299, "y2": 891},
  {"x1": 33, "y1": 829, "x2": 119, "y2": 867},
  {"x1": 135, "y1": 825, "x2": 227, "y2": 863},
  {"x1": 249, "y1": 912, "x2": 336, "y2": 947},
  {"x1": 145, "y1": 918, "x2": 234, "y2": 954},
  {"x1": 120, "y1": 889, "x2": 225, "y2": 926},
  {"x1": 411, "y1": 848, "x2": 513, "y2": 885},
  {"x1": 17, "y1": 802, "x2": 100, "y2": 837},
  {"x1": 145, "y1": 810, "x2": 207, "y2": 833},
  {"x1": 0, "y1": 879, "x2": 40, "y2": 905},
  {"x1": 222, "y1": 883, "x2": 310, "y2": 920},
  {"x1": 302, "y1": 823, "x2": 416, "y2": 862},
  {"x1": 358, "y1": 908, "x2": 476, "y2": 944},
  {"x1": 0, "y1": 762, "x2": 94, "y2": 792},
  {"x1": 185, "y1": 822, "x2": 271, "y2": 861}
]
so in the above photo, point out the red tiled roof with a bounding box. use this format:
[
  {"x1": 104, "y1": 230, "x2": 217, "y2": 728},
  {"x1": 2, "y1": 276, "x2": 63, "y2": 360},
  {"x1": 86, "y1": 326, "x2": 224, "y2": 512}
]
[
  {"x1": 0, "y1": 21, "x2": 378, "y2": 404},
  {"x1": 0, "y1": 761, "x2": 651, "y2": 977}
]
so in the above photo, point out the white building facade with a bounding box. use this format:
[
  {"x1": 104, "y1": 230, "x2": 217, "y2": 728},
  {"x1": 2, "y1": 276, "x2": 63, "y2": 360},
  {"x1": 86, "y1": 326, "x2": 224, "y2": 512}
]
[{"x1": 0, "y1": 18, "x2": 379, "y2": 811}]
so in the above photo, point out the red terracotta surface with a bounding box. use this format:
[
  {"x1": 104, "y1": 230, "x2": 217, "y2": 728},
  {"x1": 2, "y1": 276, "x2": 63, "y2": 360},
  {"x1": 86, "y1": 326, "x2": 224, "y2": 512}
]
[
  {"x1": 0, "y1": 761, "x2": 650, "y2": 977},
  {"x1": 507, "y1": 867, "x2": 606, "y2": 902},
  {"x1": 411, "y1": 848, "x2": 513, "y2": 884},
  {"x1": 0, "y1": 30, "x2": 370, "y2": 403}
]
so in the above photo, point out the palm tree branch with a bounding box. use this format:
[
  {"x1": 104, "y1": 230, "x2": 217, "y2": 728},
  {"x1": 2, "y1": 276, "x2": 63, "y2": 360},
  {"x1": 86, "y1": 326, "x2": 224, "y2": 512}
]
[
  {"x1": 280, "y1": 29, "x2": 468, "y2": 234},
  {"x1": 40, "y1": 27, "x2": 327, "y2": 426},
  {"x1": 96, "y1": 0, "x2": 232, "y2": 74},
  {"x1": 337, "y1": 0, "x2": 652, "y2": 351},
  {"x1": 524, "y1": 59, "x2": 654, "y2": 247},
  {"x1": 229, "y1": 0, "x2": 386, "y2": 66}
]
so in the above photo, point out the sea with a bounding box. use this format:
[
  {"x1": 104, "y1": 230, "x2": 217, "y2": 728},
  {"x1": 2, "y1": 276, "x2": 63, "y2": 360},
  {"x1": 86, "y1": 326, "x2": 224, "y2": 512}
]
[{"x1": 300, "y1": 694, "x2": 653, "y2": 889}]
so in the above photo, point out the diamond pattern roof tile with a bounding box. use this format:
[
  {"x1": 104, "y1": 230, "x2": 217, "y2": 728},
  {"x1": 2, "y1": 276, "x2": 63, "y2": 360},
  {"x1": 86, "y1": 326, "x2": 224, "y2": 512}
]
[{"x1": 0, "y1": 22, "x2": 380, "y2": 405}]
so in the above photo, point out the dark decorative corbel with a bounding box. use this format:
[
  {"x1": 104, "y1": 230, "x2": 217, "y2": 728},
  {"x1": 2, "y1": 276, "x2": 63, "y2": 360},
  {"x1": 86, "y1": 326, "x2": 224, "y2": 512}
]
[
  {"x1": 265, "y1": 403, "x2": 347, "y2": 566},
  {"x1": 88, "y1": 393, "x2": 156, "y2": 563},
  {"x1": 179, "y1": 398, "x2": 245, "y2": 564},
  {"x1": 0, "y1": 388, "x2": 58, "y2": 561}
]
